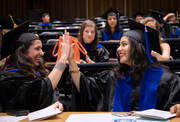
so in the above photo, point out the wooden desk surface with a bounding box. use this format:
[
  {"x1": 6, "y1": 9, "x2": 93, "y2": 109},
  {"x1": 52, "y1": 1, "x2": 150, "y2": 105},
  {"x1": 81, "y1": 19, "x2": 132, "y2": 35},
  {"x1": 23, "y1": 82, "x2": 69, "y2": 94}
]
[{"x1": 0, "y1": 112, "x2": 179, "y2": 122}]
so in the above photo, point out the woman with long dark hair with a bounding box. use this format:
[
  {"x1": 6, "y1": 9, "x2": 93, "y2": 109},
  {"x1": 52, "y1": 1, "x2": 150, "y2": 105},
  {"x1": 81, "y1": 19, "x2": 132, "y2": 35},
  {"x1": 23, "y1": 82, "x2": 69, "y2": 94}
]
[
  {"x1": 0, "y1": 21, "x2": 70, "y2": 112},
  {"x1": 99, "y1": 8, "x2": 122, "y2": 42},
  {"x1": 68, "y1": 19, "x2": 180, "y2": 117}
]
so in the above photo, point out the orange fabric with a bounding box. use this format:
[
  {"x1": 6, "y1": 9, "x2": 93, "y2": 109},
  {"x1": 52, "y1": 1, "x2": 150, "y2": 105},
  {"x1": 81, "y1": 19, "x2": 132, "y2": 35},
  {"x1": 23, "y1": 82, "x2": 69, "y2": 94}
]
[{"x1": 45, "y1": 36, "x2": 87, "y2": 68}]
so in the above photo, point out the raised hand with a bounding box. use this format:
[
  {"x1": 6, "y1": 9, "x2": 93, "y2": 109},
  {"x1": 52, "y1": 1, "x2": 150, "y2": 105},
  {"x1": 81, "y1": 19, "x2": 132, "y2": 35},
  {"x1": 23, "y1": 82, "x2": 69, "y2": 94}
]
[{"x1": 61, "y1": 30, "x2": 70, "y2": 60}]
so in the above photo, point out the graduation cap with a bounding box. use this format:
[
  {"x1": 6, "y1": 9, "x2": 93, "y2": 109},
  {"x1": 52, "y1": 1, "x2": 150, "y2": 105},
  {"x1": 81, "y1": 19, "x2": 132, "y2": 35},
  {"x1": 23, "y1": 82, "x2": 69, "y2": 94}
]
[
  {"x1": 39, "y1": 11, "x2": 49, "y2": 18},
  {"x1": 123, "y1": 18, "x2": 161, "y2": 63},
  {"x1": 0, "y1": 14, "x2": 23, "y2": 29},
  {"x1": 1, "y1": 20, "x2": 40, "y2": 59},
  {"x1": 102, "y1": 7, "x2": 122, "y2": 29},
  {"x1": 149, "y1": 9, "x2": 165, "y2": 24},
  {"x1": 133, "y1": 12, "x2": 144, "y2": 18}
]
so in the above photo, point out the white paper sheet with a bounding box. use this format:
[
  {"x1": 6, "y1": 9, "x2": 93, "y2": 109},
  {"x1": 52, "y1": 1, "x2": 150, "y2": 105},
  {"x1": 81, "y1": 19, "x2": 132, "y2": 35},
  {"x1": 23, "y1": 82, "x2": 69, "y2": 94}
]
[
  {"x1": 0, "y1": 116, "x2": 27, "y2": 122},
  {"x1": 65, "y1": 113, "x2": 113, "y2": 122},
  {"x1": 28, "y1": 104, "x2": 62, "y2": 121},
  {"x1": 112, "y1": 114, "x2": 170, "y2": 122},
  {"x1": 134, "y1": 109, "x2": 176, "y2": 119}
]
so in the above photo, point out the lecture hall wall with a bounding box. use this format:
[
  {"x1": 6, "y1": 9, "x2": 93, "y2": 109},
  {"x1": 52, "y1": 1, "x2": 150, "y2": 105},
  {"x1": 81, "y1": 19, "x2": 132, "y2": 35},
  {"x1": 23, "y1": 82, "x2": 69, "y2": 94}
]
[{"x1": 0, "y1": 0, "x2": 179, "y2": 21}]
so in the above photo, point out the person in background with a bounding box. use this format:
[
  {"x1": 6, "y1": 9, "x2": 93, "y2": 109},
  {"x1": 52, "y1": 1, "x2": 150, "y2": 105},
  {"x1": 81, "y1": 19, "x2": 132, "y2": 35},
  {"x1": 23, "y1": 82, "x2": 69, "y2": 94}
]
[
  {"x1": 78, "y1": 20, "x2": 110, "y2": 63},
  {"x1": 0, "y1": 21, "x2": 70, "y2": 112},
  {"x1": 35, "y1": 11, "x2": 54, "y2": 30},
  {"x1": 141, "y1": 17, "x2": 171, "y2": 61},
  {"x1": 68, "y1": 19, "x2": 180, "y2": 118},
  {"x1": 133, "y1": 12, "x2": 144, "y2": 23},
  {"x1": 163, "y1": 11, "x2": 178, "y2": 23},
  {"x1": 98, "y1": 7, "x2": 122, "y2": 42},
  {"x1": 163, "y1": 11, "x2": 180, "y2": 39},
  {"x1": 0, "y1": 14, "x2": 23, "y2": 64},
  {"x1": 149, "y1": 10, "x2": 172, "y2": 38}
]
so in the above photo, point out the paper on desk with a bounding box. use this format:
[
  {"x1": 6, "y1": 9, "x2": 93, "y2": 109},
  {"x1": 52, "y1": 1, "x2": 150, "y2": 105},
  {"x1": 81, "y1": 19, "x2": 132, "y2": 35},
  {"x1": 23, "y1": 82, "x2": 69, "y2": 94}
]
[
  {"x1": 0, "y1": 116, "x2": 27, "y2": 122},
  {"x1": 28, "y1": 104, "x2": 62, "y2": 121},
  {"x1": 112, "y1": 115, "x2": 170, "y2": 122},
  {"x1": 65, "y1": 113, "x2": 113, "y2": 122},
  {"x1": 134, "y1": 109, "x2": 176, "y2": 120}
]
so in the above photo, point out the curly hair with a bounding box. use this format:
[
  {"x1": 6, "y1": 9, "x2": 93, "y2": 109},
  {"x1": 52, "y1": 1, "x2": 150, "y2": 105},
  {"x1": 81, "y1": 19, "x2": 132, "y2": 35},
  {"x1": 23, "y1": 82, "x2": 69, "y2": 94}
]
[
  {"x1": 0, "y1": 39, "x2": 49, "y2": 79},
  {"x1": 113, "y1": 36, "x2": 169, "y2": 81},
  {"x1": 78, "y1": 20, "x2": 98, "y2": 51}
]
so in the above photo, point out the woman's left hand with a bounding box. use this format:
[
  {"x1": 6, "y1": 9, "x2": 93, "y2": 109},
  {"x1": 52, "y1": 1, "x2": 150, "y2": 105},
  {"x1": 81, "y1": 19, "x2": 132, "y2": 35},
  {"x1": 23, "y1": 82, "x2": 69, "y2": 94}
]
[
  {"x1": 151, "y1": 50, "x2": 162, "y2": 61},
  {"x1": 54, "y1": 101, "x2": 64, "y2": 112},
  {"x1": 86, "y1": 55, "x2": 95, "y2": 63},
  {"x1": 170, "y1": 104, "x2": 180, "y2": 117}
]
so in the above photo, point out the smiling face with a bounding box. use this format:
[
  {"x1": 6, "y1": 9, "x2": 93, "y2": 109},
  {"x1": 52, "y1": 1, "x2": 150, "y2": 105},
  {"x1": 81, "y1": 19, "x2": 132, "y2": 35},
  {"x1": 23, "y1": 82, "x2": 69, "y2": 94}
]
[
  {"x1": 107, "y1": 15, "x2": 117, "y2": 28},
  {"x1": 83, "y1": 26, "x2": 95, "y2": 43},
  {"x1": 27, "y1": 39, "x2": 44, "y2": 66},
  {"x1": 117, "y1": 36, "x2": 131, "y2": 66}
]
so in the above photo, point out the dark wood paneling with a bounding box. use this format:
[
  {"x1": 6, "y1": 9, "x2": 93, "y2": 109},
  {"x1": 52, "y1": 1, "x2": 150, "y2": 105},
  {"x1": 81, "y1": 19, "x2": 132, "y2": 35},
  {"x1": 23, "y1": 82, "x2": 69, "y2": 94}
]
[
  {"x1": 0, "y1": 0, "x2": 179, "y2": 20},
  {"x1": 88, "y1": 0, "x2": 124, "y2": 18},
  {"x1": 46, "y1": 0, "x2": 86, "y2": 20},
  {"x1": 127, "y1": 0, "x2": 180, "y2": 17},
  {"x1": 0, "y1": 0, "x2": 28, "y2": 21}
]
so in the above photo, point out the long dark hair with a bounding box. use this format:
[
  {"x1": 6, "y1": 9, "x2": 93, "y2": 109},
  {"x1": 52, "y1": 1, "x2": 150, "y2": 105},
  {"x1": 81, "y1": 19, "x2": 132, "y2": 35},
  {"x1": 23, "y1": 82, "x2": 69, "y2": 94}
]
[
  {"x1": 104, "y1": 15, "x2": 121, "y2": 32},
  {"x1": 113, "y1": 37, "x2": 170, "y2": 81},
  {"x1": 0, "y1": 39, "x2": 49, "y2": 78},
  {"x1": 78, "y1": 20, "x2": 98, "y2": 51}
]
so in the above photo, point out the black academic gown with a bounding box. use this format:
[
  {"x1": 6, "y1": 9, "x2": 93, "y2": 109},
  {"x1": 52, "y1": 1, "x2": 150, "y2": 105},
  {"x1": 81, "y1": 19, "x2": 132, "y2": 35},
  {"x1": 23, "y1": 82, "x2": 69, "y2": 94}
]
[
  {"x1": 71, "y1": 70, "x2": 180, "y2": 112},
  {"x1": 161, "y1": 24, "x2": 172, "y2": 38},
  {"x1": 80, "y1": 46, "x2": 111, "y2": 63},
  {"x1": 0, "y1": 72, "x2": 62, "y2": 112}
]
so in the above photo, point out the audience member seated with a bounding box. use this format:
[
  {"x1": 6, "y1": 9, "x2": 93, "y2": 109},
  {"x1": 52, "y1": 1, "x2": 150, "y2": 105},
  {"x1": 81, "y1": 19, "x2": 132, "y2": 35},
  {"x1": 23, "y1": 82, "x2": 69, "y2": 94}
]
[
  {"x1": 35, "y1": 11, "x2": 55, "y2": 30},
  {"x1": 68, "y1": 19, "x2": 180, "y2": 117},
  {"x1": 133, "y1": 12, "x2": 145, "y2": 23},
  {"x1": 78, "y1": 20, "x2": 111, "y2": 63},
  {"x1": 0, "y1": 21, "x2": 70, "y2": 112},
  {"x1": 98, "y1": 7, "x2": 123, "y2": 42},
  {"x1": 163, "y1": 11, "x2": 179, "y2": 23},
  {"x1": 141, "y1": 17, "x2": 171, "y2": 61},
  {"x1": 149, "y1": 10, "x2": 172, "y2": 38},
  {"x1": 163, "y1": 11, "x2": 180, "y2": 38}
]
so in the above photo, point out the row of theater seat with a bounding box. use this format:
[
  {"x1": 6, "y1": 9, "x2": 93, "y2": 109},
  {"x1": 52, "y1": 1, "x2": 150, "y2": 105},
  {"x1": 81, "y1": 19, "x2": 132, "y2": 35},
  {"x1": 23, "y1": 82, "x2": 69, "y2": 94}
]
[{"x1": 42, "y1": 38, "x2": 180, "y2": 60}]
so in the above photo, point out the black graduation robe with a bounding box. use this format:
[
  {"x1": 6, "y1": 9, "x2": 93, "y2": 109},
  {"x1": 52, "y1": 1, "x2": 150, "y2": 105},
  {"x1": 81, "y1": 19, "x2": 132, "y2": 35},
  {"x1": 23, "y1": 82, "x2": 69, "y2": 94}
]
[
  {"x1": 80, "y1": 46, "x2": 111, "y2": 63},
  {"x1": 161, "y1": 24, "x2": 172, "y2": 38},
  {"x1": 71, "y1": 69, "x2": 180, "y2": 112},
  {"x1": 0, "y1": 72, "x2": 63, "y2": 112}
]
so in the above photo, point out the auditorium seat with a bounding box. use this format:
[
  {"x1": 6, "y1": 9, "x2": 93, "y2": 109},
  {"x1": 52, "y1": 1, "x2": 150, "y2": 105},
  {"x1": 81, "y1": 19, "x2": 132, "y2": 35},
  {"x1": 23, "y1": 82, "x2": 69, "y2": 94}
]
[{"x1": 46, "y1": 39, "x2": 59, "y2": 44}]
